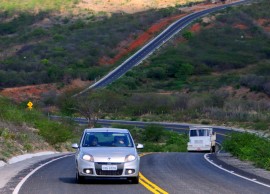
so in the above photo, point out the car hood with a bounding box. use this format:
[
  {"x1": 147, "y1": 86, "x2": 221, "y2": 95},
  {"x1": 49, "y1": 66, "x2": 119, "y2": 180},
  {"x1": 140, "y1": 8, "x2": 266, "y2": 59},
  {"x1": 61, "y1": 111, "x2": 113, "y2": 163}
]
[{"x1": 80, "y1": 147, "x2": 137, "y2": 163}]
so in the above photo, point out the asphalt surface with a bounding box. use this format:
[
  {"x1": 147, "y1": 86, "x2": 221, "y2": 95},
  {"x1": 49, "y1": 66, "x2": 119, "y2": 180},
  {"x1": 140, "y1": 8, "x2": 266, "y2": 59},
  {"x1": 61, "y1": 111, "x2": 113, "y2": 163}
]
[
  {"x1": 0, "y1": 153, "x2": 66, "y2": 194},
  {"x1": 7, "y1": 153, "x2": 270, "y2": 194},
  {"x1": 140, "y1": 153, "x2": 270, "y2": 194},
  {"x1": 15, "y1": 155, "x2": 149, "y2": 194}
]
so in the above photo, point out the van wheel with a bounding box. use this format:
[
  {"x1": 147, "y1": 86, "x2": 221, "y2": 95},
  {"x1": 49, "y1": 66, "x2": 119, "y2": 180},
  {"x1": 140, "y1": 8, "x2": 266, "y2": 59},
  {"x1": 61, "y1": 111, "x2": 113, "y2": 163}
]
[{"x1": 211, "y1": 146, "x2": 216, "y2": 153}]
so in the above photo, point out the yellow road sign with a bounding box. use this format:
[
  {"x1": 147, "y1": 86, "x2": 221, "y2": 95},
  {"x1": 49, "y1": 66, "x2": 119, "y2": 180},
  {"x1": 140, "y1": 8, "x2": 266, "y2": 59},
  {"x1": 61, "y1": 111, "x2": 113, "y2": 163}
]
[{"x1": 27, "y1": 101, "x2": 33, "y2": 109}]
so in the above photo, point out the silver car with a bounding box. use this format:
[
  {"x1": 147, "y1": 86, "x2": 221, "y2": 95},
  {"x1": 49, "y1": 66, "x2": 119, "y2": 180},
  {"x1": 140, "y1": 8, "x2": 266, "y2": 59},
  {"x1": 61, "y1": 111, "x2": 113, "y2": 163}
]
[{"x1": 72, "y1": 128, "x2": 143, "y2": 184}]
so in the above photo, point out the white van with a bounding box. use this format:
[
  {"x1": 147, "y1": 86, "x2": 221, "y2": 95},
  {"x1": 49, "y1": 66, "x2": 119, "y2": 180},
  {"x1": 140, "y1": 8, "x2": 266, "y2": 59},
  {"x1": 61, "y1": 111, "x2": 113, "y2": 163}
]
[{"x1": 187, "y1": 126, "x2": 216, "y2": 152}]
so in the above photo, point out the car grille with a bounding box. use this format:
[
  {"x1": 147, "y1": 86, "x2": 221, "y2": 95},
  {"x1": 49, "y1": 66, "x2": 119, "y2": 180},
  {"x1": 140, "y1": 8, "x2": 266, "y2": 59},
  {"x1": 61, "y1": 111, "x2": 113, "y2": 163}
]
[
  {"x1": 96, "y1": 169, "x2": 123, "y2": 175},
  {"x1": 95, "y1": 162, "x2": 124, "y2": 176}
]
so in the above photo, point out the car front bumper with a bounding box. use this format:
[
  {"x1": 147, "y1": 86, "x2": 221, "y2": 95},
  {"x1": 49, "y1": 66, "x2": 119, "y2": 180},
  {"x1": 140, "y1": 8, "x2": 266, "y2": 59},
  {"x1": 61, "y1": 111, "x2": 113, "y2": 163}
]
[{"x1": 76, "y1": 157, "x2": 140, "y2": 178}]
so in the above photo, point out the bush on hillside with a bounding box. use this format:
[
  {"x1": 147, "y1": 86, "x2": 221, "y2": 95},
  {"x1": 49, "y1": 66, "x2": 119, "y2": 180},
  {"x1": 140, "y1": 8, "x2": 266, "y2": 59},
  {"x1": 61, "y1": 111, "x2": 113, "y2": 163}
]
[{"x1": 223, "y1": 132, "x2": 270, "y2": 170}]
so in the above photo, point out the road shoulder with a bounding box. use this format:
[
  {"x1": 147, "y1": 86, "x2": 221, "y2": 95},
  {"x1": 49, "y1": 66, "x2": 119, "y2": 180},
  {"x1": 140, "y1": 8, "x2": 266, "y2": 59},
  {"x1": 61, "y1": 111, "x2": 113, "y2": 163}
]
[{"x1": 209, "y1": 152, "x2": 270, "y2": 185}]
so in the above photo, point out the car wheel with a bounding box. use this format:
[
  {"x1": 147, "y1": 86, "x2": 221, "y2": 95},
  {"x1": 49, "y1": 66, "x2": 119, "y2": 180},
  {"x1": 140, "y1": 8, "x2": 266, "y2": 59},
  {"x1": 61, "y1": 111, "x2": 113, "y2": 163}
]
[
  {"x1": 129, "y1": 176, "x2": 139, "y2": 184},
  {"x1": 76, "y1": 171, "x2": 84, "y2": 184}
]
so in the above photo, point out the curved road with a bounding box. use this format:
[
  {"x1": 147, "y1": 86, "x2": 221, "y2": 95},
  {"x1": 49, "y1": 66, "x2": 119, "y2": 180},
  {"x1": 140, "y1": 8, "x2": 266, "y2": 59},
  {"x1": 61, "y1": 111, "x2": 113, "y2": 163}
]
[
  {"x1": 16, "y1": 153, "x2": 270, "y2": 194},
  {"x1": 67, "y1": 117, "x2": 243, "y2": 143},
  {"x1": 13, "y1": 1, "x2": 270, "y2": 193},
  {"x1": 76, "y1": 0, "x2": 252, "y2": 96}
]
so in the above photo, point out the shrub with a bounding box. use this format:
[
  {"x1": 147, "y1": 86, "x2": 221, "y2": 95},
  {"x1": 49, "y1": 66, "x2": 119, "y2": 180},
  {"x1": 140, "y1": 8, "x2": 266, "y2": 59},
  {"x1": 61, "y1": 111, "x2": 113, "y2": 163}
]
[
  {"x1": 223, "y1": 132, "x2": 270, "y2": 170},
  {"x1": 182, "y1": 31, "x2": 193, "y2": 40},
  {"x1": 253, "y1": 121, "x2": 269, "y2": 131},
  {"x1": 143, "y1": 124, "x2": 165, "y2": 142},
  {"x1": 240, "y1": 74, "x2": 267, "y2": 92}
]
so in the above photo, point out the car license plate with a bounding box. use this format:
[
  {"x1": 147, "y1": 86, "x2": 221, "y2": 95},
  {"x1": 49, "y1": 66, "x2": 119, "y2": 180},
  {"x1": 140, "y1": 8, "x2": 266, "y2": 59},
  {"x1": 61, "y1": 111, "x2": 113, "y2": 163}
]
[{"x1": 102, "y1": 165, "x2": 117, "y2": 171}]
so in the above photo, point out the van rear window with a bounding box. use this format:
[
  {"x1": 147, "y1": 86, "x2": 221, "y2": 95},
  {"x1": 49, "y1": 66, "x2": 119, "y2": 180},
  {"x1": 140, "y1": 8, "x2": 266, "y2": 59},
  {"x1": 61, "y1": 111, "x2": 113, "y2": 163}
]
[{"x1": 190, "y1": 129, "x2": 210, "y2": 137}]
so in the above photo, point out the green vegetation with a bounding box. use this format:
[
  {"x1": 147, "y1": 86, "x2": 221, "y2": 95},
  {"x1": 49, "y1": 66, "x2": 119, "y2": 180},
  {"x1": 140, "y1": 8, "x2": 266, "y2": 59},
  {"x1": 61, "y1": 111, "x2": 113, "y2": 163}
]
[
  {"x1": 111, "y1": 124, "x2": 188, "y2": 152},
  {"x1": 110, "y1": 2, "x2": 270, "y2": 93},
  {"x1": 1, "y1": 0, "x2": 270, "y2": 169},
  {"x1": 0, "y1": 95, "x2": 188, "y2": 161},
  {"x1": 0, "y1": 3, "x2": 182, "y2": 88},
  {"x1": 0, "y1": 96, "x2": 76, "y2": 145},
  {"x1": 223, "y1": 132, "x2": 270, "y2": 170},
  {"x1": 103, "y1": 0, "x2": 270, "y2": 129}
]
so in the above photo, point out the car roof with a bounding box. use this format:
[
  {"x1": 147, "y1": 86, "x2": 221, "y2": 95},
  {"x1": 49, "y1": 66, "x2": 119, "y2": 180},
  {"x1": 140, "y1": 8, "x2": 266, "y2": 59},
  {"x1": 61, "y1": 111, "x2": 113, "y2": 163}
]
[{"x1": 84, "y1": 128, "x2": 130, "y2": 133}]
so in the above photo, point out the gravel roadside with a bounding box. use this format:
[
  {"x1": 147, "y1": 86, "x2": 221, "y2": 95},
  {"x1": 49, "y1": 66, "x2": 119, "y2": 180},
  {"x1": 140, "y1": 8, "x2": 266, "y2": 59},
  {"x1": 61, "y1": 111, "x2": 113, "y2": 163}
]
[{"x1": 216, "y1": 152, "x2": 270, "y2": 181}]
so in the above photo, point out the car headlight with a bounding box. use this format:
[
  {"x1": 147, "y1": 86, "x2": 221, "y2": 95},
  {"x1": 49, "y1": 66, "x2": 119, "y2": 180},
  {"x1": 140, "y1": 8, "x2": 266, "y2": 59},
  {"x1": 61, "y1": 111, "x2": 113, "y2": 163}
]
[
  {"x1": 82, "y1": 154, "x2": 94, "y2": 162},
  {"x1": 125, "y1": 154, "x2": 136, "y2": 162}
]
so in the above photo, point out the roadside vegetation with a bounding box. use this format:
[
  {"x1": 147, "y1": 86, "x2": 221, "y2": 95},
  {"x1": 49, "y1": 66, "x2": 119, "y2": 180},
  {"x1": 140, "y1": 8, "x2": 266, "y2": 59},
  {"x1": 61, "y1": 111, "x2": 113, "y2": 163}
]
[
  {"x1": 223, "y1": 132, "x2": 270, "y2": 170},
  {"x1": 105, "y1": 0, "x2": 270, "y2": 130},
  {"x1": 0, "y1": 95, "x2": 187, "y2": 161},
  {"x1": 1, "y1": 0, "x2": 270, "y2": 171},
  {"x1": 0, "y1": 1, "x2": 183, "y2": 88},
  {"x1": 111, "y1": 124, "x2": 188, "y2": 152},
  {"x1": 0, "y1": 96, "x2": 81, "y2": 161}
]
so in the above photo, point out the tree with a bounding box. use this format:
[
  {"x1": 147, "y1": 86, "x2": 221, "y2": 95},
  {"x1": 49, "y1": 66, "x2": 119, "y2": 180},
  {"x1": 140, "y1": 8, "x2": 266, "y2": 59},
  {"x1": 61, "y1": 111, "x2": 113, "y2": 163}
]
[
  {"x1": 73, "y1": 90, "x2": 107, "y2": 127},
  {"x1": 175, "y1": 63, "x2": 194, "y2": 80}
]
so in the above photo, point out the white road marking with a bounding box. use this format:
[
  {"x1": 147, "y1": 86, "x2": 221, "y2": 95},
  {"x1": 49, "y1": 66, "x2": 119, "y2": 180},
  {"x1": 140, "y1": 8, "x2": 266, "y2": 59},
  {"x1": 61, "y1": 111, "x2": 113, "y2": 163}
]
[
  {"x1": 204, "y1": 153, "x2": 270, "y2": 188},
  {"x1": 12, "y1": 154, "x2": 72, "y2": 194}
]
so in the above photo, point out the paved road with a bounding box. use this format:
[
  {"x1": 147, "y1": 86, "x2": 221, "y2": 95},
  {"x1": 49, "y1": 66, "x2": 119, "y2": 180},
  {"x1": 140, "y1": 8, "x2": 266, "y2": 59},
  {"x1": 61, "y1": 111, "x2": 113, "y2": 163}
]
[
  {"x1": 17, "y1": 155, "x2": 149, "y2": 194},
  {"x1": 16, "y1": 153, "x2": 270, "y2": 194},
  {"x1": 140, "y1": 153, "x2": 270, "y2": 194}
]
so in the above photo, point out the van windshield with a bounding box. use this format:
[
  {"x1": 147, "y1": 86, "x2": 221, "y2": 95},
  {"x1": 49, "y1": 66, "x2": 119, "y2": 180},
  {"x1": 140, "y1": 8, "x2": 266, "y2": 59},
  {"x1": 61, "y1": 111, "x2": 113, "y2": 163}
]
[{"x1": 190, "y1": 129, "x2": 210, "y2": 137}]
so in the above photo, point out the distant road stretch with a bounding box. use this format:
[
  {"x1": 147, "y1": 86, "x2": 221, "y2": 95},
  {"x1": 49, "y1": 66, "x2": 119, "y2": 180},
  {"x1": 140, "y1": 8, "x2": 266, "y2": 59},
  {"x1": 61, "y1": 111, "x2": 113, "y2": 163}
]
[{"x1": 77, "y1": 0, "x2": 252, "y2": 96}]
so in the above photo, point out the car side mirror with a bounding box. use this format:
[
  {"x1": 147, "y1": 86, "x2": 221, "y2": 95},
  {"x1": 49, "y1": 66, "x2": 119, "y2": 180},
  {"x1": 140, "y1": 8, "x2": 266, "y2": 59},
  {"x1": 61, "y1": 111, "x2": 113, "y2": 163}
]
[
  {"x1": 136, "y1": 143, "x2": 144, "y2": 149},
  {"x1": 72, "y1": 143, "x2": 79, "y2": 149}
]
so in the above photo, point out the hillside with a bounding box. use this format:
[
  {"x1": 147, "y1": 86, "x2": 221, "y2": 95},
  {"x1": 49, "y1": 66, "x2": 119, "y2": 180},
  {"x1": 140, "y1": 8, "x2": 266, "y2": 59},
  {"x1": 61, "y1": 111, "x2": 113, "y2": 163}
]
[
  {"x1": 0, "y1": 0, "x2": 222, "y2": 90},
  {"x1": 0, "y1": 0, "x2": 208, "y2": 160},
  {"x1": 0, "y1": 0, "x2": 269, "y2": 132},
  {"x1": 0, "y1": 0, "x2": 270, "y2": 169},
  {"x1": 105, "y1": 0, "x2": 270, "y2": 130}
]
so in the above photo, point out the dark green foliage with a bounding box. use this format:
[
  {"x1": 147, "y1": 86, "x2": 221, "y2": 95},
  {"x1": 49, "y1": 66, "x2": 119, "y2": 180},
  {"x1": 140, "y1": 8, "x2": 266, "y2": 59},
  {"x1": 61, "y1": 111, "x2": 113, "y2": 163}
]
[
  {"x1": 0, "y1": 6, "x2": 182, "y2": 87},
  {"x1": 223, "y1": 133, "x2": 270, "y2": 170},
  {"x1": 182, "y1": 31, "x2": 193, "y2": 40},
  {"x1": 143, "y1": 124, "x2": 164, "y2": 142},
  {"x1": 109, "y1": 0, "x2": 270, "y2": 97},
  {"x1": 109, "y1": 124, "x2": 188, "y2": 152}
]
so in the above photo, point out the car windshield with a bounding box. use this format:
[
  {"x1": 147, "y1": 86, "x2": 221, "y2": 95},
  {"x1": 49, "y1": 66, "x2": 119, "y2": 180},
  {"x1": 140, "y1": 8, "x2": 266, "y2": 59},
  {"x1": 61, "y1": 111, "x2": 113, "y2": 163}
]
[
  {"x1": 190, "y1": 129, "x2": 211, "y2": 137},
  {"x1": 82, "y1": 132, "x2": 134, "y2": 147}
]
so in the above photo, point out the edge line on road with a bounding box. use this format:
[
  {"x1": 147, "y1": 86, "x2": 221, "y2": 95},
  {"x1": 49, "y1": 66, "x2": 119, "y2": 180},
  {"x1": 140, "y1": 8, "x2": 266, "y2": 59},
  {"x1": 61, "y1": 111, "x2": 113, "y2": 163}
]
[
  {"x1": 12, "y1": 154, "x2": 73, "y2": 194},
  {"x1": 204, "y1": 153, "x2": 270, "y2": 188}
]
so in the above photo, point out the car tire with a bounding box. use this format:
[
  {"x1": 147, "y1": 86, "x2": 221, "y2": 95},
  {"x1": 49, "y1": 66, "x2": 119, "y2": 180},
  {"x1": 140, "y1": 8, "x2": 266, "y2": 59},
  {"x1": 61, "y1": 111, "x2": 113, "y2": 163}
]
[
  {"x1": 76, "y1": 171, "x2": 84, "y2": 184},
  {"x1": 129, "y1": 176, "x2": 139, "y2": 184}
]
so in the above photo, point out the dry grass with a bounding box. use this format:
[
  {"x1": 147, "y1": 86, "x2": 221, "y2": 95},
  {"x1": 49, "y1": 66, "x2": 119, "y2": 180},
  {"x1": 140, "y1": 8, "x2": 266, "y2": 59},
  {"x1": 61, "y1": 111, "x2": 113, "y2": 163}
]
[
  {"x1": 0, "y1": 121, "x2": 54, "y2": 162},
  {"x1": 77, "y1": 0, "x2": 205, "y2": 14}
]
